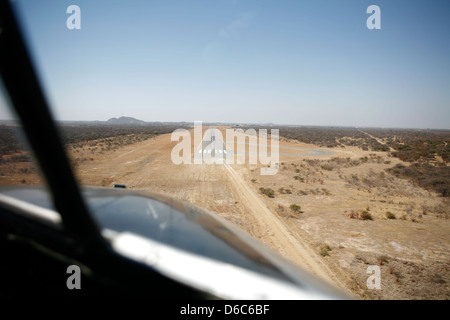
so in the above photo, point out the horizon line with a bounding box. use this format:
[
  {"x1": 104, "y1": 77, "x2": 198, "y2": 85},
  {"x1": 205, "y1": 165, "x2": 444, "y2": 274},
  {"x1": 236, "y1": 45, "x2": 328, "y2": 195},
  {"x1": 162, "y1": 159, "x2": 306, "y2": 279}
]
[{"x1": 1, "y1": 118, "x2": 449, "y2": 131}]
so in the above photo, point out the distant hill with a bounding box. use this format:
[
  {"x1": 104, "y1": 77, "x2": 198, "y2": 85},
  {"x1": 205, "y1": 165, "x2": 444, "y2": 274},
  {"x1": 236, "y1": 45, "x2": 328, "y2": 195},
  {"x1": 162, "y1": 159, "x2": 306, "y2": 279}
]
[{"x1": 107, "y1": 116, "x2": 145, "y2": 126}]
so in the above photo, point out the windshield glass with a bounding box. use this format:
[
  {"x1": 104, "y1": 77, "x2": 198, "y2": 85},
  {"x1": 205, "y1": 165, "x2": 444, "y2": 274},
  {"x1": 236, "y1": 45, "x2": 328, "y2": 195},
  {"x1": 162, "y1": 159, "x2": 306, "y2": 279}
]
[
  {"x1": 4, "y1": 0, "x2": 450, "y2": 300},
  {"x1": 0, "y1": 80, "x2": 48, "y2": 189}
]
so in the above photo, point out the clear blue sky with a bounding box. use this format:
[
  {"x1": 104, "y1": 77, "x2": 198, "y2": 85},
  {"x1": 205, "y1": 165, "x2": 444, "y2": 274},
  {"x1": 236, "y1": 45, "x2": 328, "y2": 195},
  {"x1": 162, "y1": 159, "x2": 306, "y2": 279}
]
[{"x1": 2, "y1": 0, "x2": 449, "y2": 129}]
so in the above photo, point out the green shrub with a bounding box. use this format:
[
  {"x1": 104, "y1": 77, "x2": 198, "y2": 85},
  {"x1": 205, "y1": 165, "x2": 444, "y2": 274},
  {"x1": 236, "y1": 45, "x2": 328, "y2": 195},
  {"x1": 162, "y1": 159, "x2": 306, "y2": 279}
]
[
  {"x1": 289, "y1": 204, "x2": 302, "y2": 213},
  {"x1": 320, "y1": 244, "x2": 331, "y2": 257},
  {"x1": 378, "y1": 255, "x2": 389, "y2": 265},
  {"x1": 278, "y1": 187, "x2": 292, "y2": 194},
  {"x1": 385, "y1": 211, "x2": 396, "y2": 219},
  {"x1": 259, "y1": 187, "x2": 275, "y2": 198},
  {"x1": 360, "y1": 211, "x2": 373, "y2": 220},
  {"x1": 350, "y1": 210, "x2": 373, "y2": 220}
]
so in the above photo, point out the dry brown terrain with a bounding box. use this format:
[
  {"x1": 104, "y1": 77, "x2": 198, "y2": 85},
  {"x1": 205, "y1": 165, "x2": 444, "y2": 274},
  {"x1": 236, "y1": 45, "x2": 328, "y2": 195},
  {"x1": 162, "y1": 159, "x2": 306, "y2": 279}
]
[{"x1": 1, "y1": 126, "x2": 449, "y2": 300}]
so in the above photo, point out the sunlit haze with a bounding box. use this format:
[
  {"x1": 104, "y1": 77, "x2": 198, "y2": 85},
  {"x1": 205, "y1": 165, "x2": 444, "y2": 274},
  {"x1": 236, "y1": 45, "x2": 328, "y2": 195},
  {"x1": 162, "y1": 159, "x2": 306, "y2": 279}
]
[{"x1": 2, "y1": 0, "x2": 449, "y2": 129}]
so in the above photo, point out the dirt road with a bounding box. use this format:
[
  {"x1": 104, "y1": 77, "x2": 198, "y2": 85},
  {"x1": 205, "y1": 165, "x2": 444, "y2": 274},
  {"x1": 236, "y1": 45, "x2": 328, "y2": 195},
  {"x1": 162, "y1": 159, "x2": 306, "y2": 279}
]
[
  {"x1": 223, "y1": 161, "x2": 346, "y2": 288},
  {"x1": 9, "y1": 124, "x2": 448, "y2": 299},
  {"x1": 358, "y1": 129, "x2": 395, "y2": 152},
  {"x1": 72, "y1": 127, "x2": 348, "y2": 290}
]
